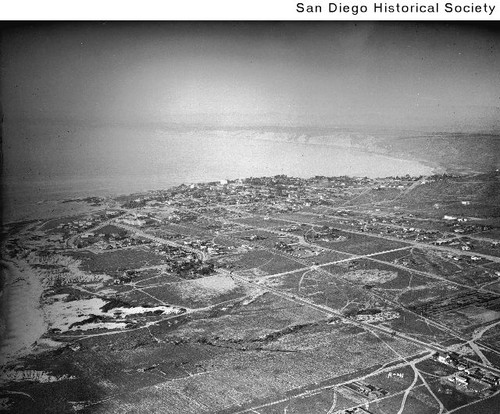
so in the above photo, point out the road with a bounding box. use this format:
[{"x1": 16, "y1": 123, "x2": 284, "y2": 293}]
[
  {"x1": 213, "y1": 209, "x2": 500, "y2": 298},
  {"x1": 224, "y1": 265, "x2": 500, "y2": 378},
  {"x1": 187, "y1": 207, "x2": 500, "y2": 346},
  {"x1": 59, "y1": 201, "x2": 500, "y2": 411},
  {"x1": 288, "y1": 211, "x2": 500, "y2": 263},
  {"x1": 116, "y1": 207, "x2": 500, "y2": 376}
]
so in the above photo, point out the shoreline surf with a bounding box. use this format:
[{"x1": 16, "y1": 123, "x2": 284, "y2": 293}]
[{"x1": 0, "y1": 260, "x2": 47, "y2": 365}]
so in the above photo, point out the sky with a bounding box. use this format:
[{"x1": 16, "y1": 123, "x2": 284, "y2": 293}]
[{"x1": 1, "y1": 22, "x2": 500, "y2": 129}]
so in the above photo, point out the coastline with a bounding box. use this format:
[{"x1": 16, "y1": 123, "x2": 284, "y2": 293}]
[
  {"x1": 0, "y1": 260, "x2": 47, "y2": 365},
  {"x1": 2, "y1": 132, "x2": 441, "y2": 225}
]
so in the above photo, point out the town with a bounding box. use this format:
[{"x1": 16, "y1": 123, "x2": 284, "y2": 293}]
[{"x1": 1, "y1": 171, "x2": 500, "y2": 413}]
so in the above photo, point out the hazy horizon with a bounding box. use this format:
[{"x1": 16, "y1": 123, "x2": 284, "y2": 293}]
[{"x1": 2, "y1": 22, "x2": 500, "y2": 131}]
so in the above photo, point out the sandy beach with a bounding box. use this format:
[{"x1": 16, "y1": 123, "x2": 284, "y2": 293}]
[{"x1": 0, "y1": 260, "x2": 47, "y2": 365}]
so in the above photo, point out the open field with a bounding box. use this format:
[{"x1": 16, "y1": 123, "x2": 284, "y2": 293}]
[
  {"x1": 311, "y1": 226, "x2": 411, "y2": 255},
  {"x1": 223, "y1": 249, "x2": 305, "y2": 277},
  {"x1": 140, "y1": 274, "x2": 250, "y2": 308},
  {"x1": 263, "y1": 268, "x2": 375, "y2": 313},
  {"x1": 90, "y1": 326, "x2": 423, "y2": 414},
  {"x1": 69, "y1": 248, "x2": 168, "y2": 275}
]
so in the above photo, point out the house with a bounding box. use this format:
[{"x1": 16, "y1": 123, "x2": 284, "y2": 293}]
[
  {"x1": 437, "y1": 355, "x2": 448, "y2": 364},
  {"x1": 453, "y1": 375, "x2": 469, "y2": 386}
]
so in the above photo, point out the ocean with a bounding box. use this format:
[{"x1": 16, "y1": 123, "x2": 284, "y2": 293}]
[{"x1": 2, "y1": 123, "x2": 434, "y2": 222}]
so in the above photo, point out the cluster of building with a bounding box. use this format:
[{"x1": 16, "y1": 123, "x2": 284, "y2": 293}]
[
  {"x1": 272, "y1": 240, "x2": 322, "y2": 258},
  {"x1": 316, "y1": 211, "x2": 448, "y2": 245},
  {"x1": 162, "y1": 210, "x2": 198, "y2": 224},
  {"x1": 115, "y1": 213, "x2": 151, "y2": 227},
  {"x1": 274, "y1": 240, "x2": 294, "y2": 253},
  {"x1": 345, "y1": 380, "x2": 388, "y2": 399},
  {"x1": 181, "y1": 238, "x2": 228, "y2": 256},
  {"x1": 350, "y1": 218, "x2": 451, "y2": 245},
  {"x1": 352, "y1": 310, "x2": 400, "y2": 323},
  {"x1": 113, "y1": 269, "x2": 140, "y2": 284},
  {"x1": 433, "y1": 237, "x2": 475, "y2": 251},
  {"x1": 392, "y1": 253, "x2": 488, "y2": 277},
  {"x1": 116, "y1": 175, "x2": 422, "y2": 215},
  {"x1": 433, "y1": 352, "x2": 500, "y2": 392},
  {"x1": 435, "y1": 236, "x2": 499, "y2": 253},
  {"x1": 445, "y1": 220, "x2": 492, "y2": 235},
  {"x1": 151, "y1": 244, "x2": 214, "y2": 279},
  {"x1": 326, "y1": 209, "x2": 494, "y2": 251},
  {"x1": 77, "y1": 230, "x2": 150, "y2": 250},
  {"x1": 324, "y1": 212, "x2": 498, "y2": 261},
  {"x1": 241, "y1": 233, "x2": 268, "y2": 242},
  {"x1": 278, "y1": 224, "x2": 304, "y2": 233},
  {"x1": 340, "y1": 407, "x2": 373, "y2": 414},
  {"x1": 55, "y1": 216, "x2": 102, "y2": 234},
  {"x1": 152, "y1": 244, "x2": 193, "y2": 260},
  {"x1": 306, "y1": 225, "x2": 347, "y2": 242}
]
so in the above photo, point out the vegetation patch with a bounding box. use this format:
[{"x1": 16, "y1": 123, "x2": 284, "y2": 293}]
[{"x1": 141, "y1": 274, "x2": 250, "y2": 308}]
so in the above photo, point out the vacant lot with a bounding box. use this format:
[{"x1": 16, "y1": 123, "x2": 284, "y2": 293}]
[
  {"x1": 69, "y1": 247, "x2": 167, "y2": 275},
  {"x1": 95, "y1": 224, "x2": 128, "y2": 237},
  {"x1": 165, "y1": 292, "x2": 327, "y2": 343},
  {"x1": 386, "y1": 309, "x2": 457, "y2": 345},
  {"x1": 258, "y1": 255, "x2": 305, "y2": 276},
  {"x1": 258, "y1": 388, "x2": 357, "y2": 413},
  {"x1": 225, "y1": 249, "x2": 304, "y2": 277},
  {"x1": 308, "y1": 249, "x2": 353, "y2": 264},
  {"x1": 232, "y1": 229, "x2": 298, "y2": 249},
  {"x1": 141, "y1": 274, "x2": 250, "y2": 308},
  {"x1": 368, "y1": 388, "x2": 437, "y2": 414},
  {"x1": 348, "y1": 187, "x2": 403, "y2": 205},
  {"x1": 135, "y1": 272, "x2": 185, "y2": 287},
  {"x1": 336, "y1": 258, "x2": 433, "y2": 291},
  {"x1": 311, "y1": 227, "x2": 410, "y2": 255},
  {"x1": 263, "y1": 268, "x2": 374, "y2": 313}
]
